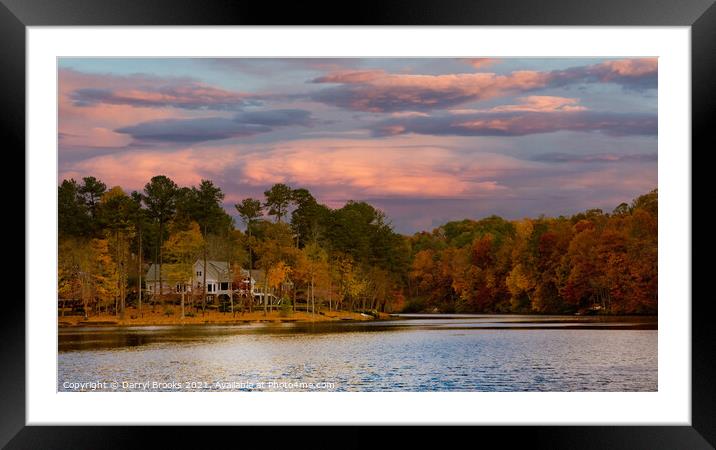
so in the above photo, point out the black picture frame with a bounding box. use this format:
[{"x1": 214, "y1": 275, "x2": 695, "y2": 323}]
[{"x1": 5, "y1": 0, "x2": 712, "y2": 448}]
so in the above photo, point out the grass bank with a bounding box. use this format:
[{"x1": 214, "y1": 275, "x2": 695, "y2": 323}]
[{"x1": 58, "y1": 306, "x2": 391, "y2": 327}]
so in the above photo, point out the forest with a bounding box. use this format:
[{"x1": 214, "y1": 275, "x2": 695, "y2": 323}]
[{"x1": 58, "y1": 174, "x2": 657, "y2": 317}]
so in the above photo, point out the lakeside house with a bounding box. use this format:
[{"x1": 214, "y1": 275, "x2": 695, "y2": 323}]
[{"x1": 145, "y1": 259, "x2": 272, "y2": 304}]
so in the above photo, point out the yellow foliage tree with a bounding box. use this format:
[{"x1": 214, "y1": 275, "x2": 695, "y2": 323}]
[
  {"x1": 506, "y1": 264, "x2": 534, "y2": 312},
  {"x1": 294, "y1": 242, "x2": 330, "y2": 314},
  {"x1": 90, "y1": 238, "x2": 119, "y2": 314},
  {"x1": 163, "y1": 222, "x2": 204, "y2": 317},
  {"x1": 267, "y1": 261, "x2": 292, "y2": 293}
]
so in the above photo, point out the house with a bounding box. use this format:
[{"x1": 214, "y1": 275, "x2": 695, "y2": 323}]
[
  {"x1": 144, "y1": 259, "x2": 276, "y2": 304},
  {"x1": 145, "y1": 259, "x2": 233, "y2": 299},
  {"x1": 192, "y1": 259, "x2": 234, "y2": 297},
  {"x1": 144, "y1": 263, "x2": 177, "y2": 296}
]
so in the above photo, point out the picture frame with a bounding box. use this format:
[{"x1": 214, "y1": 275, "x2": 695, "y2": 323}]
[{"x1": 6, "y1": 0, "x2": 712, "y2": 447}]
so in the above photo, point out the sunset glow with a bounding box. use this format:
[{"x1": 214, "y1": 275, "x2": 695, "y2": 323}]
[{"x1": 59, "y1": 58, "x2": 657, "y2": 233}]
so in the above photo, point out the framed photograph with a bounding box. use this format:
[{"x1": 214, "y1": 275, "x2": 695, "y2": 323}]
[{"x1": 8, "y1": 0, "x2": 712, "y2": 447}]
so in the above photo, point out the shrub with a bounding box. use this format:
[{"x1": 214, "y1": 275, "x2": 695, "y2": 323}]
[
  {"x1": 280, "y1": 298, "x2": 292, "y2": 317},
  {"x1": 402, "y1": 298, "x2": 426, "y2": 313}
]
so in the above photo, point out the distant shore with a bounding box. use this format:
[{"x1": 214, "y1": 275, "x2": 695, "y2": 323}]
[{"x1": 58, "y1": 306, "x2": 390, "y2": 327}]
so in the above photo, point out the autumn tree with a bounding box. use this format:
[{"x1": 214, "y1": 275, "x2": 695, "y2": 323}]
[
  {"x1": 294, "y1": 242, "x2": 330, "y2": 314},
  {"x1": 90, "y1": 238, "x2": 119, "y2": 315},
  {"x1": 624, "y1": 205, "x2": 657, "y2": 313},
  {"x1": 267, "y1": 261, "x2": 292, "y2": 306},
  {"x1": 58, "y1": 238, "x2": 94, "y2": 317},
  {"x1": 364, "y1": 266, "x2": 393, "y2": 312},
  {"x1": 97, "y1": 186, "x2": 136, "y2": 319},
  {"x1": 410, "y1": 249, "x2": 437, "y2": 299},
  {"x1": 506, "y1": 263, "x2": 533, "y2": 312},
  {"x1": 181, "y1": 179, "x2": 231, "y2": 313},
  {"x1": 333, "y1": 255, "x2": 370, "y2": 311},
  {"x1": 163, "y1": 222, "x2": 204, "y2": 318},
  {"x1": 255, "y1": 222, "x2": 298, "y2": 313},
  {"x1": 58, "y1": 174, "x2": 657, "y2": 318},
  {"x1": 236, "y1": 198, "x2": 263, "y2": 311}
]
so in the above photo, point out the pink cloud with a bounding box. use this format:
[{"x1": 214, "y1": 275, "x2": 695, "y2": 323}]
[
  {"x1": 59, "y1": 147, "x2": 238, "y2": 191},
  {"x1": 447, "y1": 96, "x2": 586, "y2": 115},
  {"x1": 56, "y1": 59, "x2": 657, "y2": 234},
  {"x1": 311, "y1": 70, "x2": 553, "y2": 112},
  {"x1": 311, "y1": 58, "x2": 657, "y2": 112},
  {"x1": 550, "y1": 58, "x2": 657, "y2": 89},
  {"x1": 594, "y1": 58, "x2": 657, "y2": 78},
  {"x1": 71, "y1": 84, "x2": 252, "y2": 111},
  {"x1": 232, "y1": 139, "x2": 522, "y2": 200},
  {"x1": 59, "y1": 127, "x2": 132, "y2": 148},
  {"x1": 57, "y1": 133, "x2": 655, "y2": 234},
  {"x1": 63, "y1": 68, "x2": 253, "y2": 111},
  {"x1": 58, "y1": 69, "x2": 244, "y2": 150},
  {"x1": 371, "y1": 110, "x2": 656, "y2": 137},
  {"x1": 313, "y1": 70, "x2": 386, "y2": 84},
  {"x1": 489, "y1": 96, "x2": 587, "y2": 112},
  {"x1": 460, "y1": 58, "x2": 499, "y2": 69},
  {"x1": 59, "y1": 137, "x2": 526, "y2": 201}
]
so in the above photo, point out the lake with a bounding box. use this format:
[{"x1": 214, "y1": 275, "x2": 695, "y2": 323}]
[{"x1": 58, "y1": 314, "x2": 657, "y2": 392}]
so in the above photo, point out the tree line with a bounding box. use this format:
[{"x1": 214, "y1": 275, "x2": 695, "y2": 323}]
[
  {"x1": 407, "y1": 190, "x2": 657, "y2": 314},
  {"x1": 58, "y1": 174, "x2": 657, "y2": 317},
  {"x1": 58, "y1": 176, "x2": 409, "y2": 318}
]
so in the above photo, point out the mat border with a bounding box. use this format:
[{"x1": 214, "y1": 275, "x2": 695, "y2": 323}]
[{"x1": 6, "y1": 0, "x2": 712, "y2": 447}]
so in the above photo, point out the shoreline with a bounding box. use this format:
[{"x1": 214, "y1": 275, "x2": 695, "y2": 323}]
[
  {"x1": 58, "y1": 307, "x2": 656, "y2": 328},
  {"x1": 58, "y1": 307, "x2": 391, "y2": 328}
]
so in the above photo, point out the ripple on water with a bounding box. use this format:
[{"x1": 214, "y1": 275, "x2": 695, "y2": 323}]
[{"x1": 58, "y1": 319, "x2": 657, "y2": 392}]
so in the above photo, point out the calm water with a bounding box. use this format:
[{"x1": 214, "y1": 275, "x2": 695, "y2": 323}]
[{"x1": 58, "y1": 315, "x2": 657, "y2": 392}]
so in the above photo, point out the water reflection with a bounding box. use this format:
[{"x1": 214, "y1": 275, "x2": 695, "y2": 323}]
[{"x1": 58, "y1": 314, "x2": 657, "y2": 392}]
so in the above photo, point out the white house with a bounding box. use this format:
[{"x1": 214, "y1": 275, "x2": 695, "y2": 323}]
[
  {"x1": 145, "y1": 259, "x2": 273, "y2": 303},
  {"x1": 145, "y1": 259, "x2": 233, "y2": 298}
]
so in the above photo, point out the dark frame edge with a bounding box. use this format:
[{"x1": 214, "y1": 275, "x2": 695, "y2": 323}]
[
  {"x1": 0, "y1": 0, "x2": 715, "y2": 25},
  {"x1": 6, "y1": 0, "x2": 714, "y2": 448},
  {"x1": 0, "y1": 1, "x2": 26, "y2": 449},
  {"x1": 691, "y1": 1, "x2": 716, "y2": 447}
]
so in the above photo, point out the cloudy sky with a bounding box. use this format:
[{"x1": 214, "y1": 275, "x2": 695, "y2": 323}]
[{"x1": 58, "y1": 58, "x2": 657, "y2": 234}]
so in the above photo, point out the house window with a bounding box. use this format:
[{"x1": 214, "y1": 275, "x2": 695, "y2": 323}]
[
  {"x1": 220, "y1": 282, "x2": 228, "y2": 291},
  {"x1": 207, "y1": 284, "x2": 214, "y2": 293},
  {"x1": 196, "y1": 271, "x2": 202, "y2": 277}
]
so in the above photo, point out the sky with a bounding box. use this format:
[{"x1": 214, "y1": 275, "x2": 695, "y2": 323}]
[{"x1": 58, "y1": 58, "x2": 657, "y2": 234}]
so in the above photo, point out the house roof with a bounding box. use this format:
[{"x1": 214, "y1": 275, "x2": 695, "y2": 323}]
[
  {"x1": 146, "y1": 259, "x2": 233, "y2": 282},
  {"x1": 145, "y1": 263, "x2": 166, "y2": 282},
  {"x1": 196, "y1": 260, "x2": 231, "y2": 282},
  {"x1": 203, "y1": 260, "x2": 229, "y2": 273}
]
